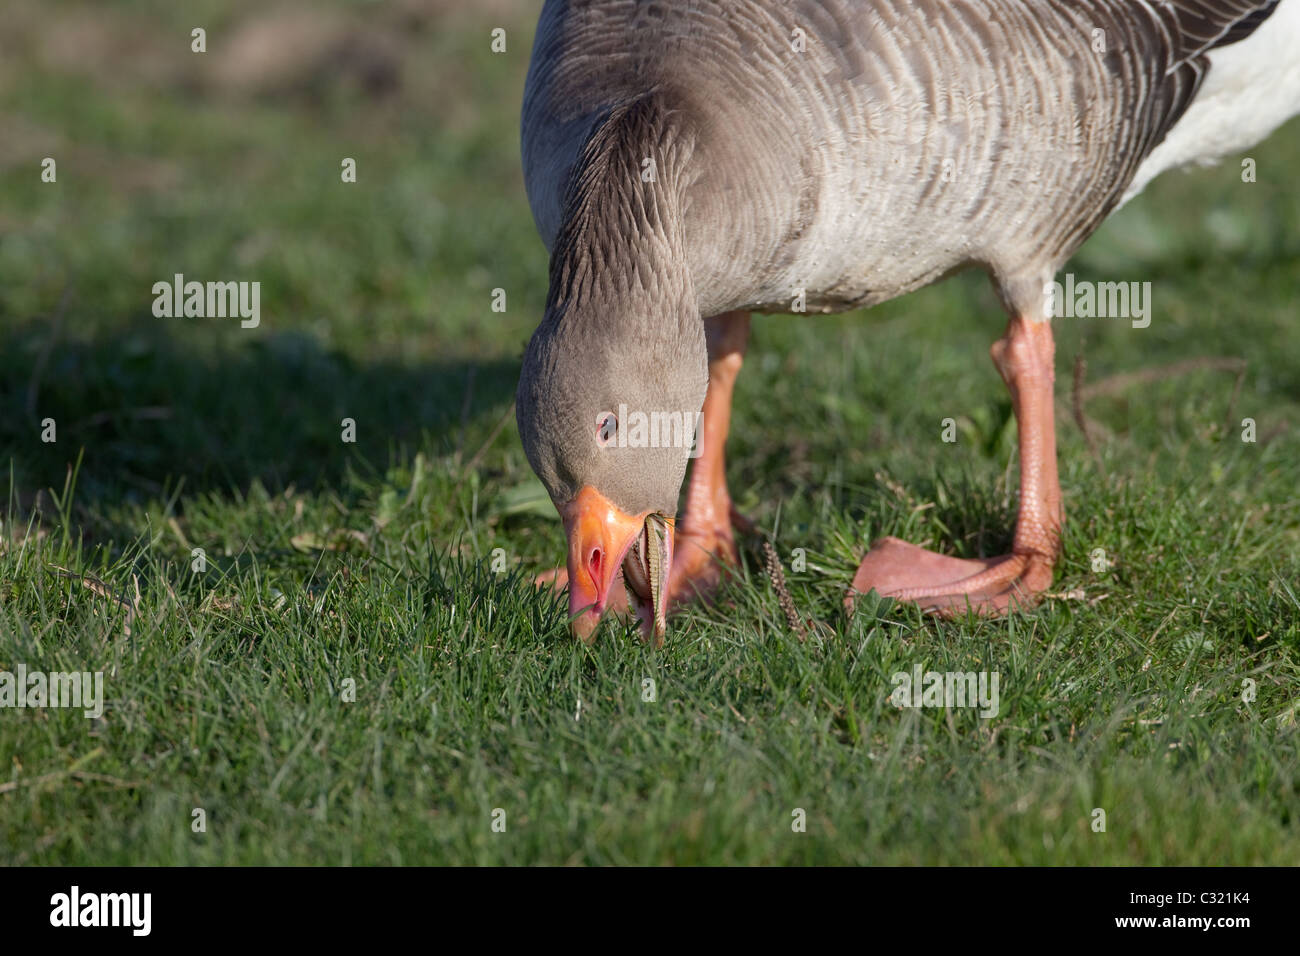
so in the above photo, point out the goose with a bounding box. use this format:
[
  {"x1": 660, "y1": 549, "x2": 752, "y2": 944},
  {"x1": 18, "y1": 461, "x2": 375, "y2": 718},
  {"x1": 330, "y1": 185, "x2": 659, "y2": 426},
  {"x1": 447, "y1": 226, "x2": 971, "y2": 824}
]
[{"x1": 515, "y1": 0, "x2": 1300, "y2": 642}]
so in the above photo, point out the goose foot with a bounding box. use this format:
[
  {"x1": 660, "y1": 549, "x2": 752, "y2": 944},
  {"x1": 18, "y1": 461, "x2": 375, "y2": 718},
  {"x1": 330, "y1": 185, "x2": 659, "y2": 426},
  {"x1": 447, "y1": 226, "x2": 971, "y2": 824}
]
[
  {"x1": 846, "y1": 536, "x2": 1054, "y2": 616},
  {"x1": 847, "y1": 311, "x2": 1062, "y2": 618},
  {"x1": 665, "y1": 505, "x2": 750, "y2": 609},
  {"x1": 666, "y1": 311, "x2": 751, "y2": 609}
]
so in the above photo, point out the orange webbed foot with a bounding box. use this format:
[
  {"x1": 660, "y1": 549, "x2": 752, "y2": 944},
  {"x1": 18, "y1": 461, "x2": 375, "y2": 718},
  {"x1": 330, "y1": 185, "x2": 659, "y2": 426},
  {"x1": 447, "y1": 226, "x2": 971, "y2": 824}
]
[
  {"x1": 846, "y1": 536, "x2": 1054, "y2": 617},
  {"x1": 665, "y1": 514, "x2": 744, "y2": 610}
]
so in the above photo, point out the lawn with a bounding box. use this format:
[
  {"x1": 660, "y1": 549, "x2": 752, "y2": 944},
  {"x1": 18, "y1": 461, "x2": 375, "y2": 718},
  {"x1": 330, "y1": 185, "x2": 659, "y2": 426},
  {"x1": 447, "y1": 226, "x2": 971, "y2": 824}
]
[{"x1": 1, "y1": 0, "x2": 1297, "y2": 865}]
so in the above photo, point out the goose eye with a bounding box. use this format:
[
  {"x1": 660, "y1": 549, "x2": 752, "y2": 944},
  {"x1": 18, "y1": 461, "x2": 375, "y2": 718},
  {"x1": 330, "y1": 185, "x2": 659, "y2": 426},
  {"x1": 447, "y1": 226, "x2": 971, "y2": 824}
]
[{"x1": 595, "y1": 412, "x2": 617, "y2": 447}]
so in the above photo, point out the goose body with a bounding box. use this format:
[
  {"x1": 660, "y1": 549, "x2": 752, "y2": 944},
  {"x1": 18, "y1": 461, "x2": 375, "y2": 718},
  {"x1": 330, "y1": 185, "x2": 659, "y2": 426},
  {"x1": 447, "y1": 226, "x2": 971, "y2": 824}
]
[
  {"x1": 517, "y1": 0, "x2": 1298, "y2": 640},
  {"x1": 525, "y1": 0, "x2": 1295, "y2": 319},
  {"x1": 1125, "y1": 0, "x2": 1300, "y2": 201}
]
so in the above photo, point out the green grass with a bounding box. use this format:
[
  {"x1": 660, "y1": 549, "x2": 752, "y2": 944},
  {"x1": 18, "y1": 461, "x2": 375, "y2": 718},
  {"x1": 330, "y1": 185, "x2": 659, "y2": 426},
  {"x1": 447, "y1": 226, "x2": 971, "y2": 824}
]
[{"x1": 1, "y1": 0, "x2": 1297, "y2": 865}]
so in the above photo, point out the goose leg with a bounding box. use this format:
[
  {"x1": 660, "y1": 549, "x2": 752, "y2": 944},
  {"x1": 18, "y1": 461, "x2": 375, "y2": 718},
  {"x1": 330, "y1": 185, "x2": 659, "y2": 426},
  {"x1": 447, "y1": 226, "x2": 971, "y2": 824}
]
[
  {"x1": 666, "y1": 310, "x2": 751, "y2": 608},
  {"x1": 848, "y1": 313, "x2": 1062, "y2": 615},
  {"x1": 534, "y1": 311, "x2": 751, "y2": 615}
]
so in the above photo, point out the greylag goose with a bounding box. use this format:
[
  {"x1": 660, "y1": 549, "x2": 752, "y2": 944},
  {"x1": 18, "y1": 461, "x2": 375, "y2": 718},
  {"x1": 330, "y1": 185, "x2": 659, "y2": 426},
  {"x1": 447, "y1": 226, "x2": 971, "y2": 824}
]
[{"x1": 516, "y1": 0, "x2": 1300, "y2": 642}]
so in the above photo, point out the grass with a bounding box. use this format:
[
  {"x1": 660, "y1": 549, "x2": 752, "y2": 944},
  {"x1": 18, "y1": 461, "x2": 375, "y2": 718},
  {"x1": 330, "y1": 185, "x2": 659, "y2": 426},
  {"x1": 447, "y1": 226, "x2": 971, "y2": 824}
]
[{"x1": 1, "y1": 0, "x2": 1297, "y2": 865}]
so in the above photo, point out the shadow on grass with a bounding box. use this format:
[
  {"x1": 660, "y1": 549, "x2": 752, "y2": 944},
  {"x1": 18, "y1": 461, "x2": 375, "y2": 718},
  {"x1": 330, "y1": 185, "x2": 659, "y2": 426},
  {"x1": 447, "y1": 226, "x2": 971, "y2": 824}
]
[{"x1": 1, "y1": 313, "x2": 521, "y2": 521}]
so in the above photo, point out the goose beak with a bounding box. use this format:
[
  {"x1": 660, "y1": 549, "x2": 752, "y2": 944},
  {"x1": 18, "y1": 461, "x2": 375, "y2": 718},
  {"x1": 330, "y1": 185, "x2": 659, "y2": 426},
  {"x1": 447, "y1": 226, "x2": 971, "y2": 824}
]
[{"x1": 560, "y1": 486, "x2": 674, "y2": 644}]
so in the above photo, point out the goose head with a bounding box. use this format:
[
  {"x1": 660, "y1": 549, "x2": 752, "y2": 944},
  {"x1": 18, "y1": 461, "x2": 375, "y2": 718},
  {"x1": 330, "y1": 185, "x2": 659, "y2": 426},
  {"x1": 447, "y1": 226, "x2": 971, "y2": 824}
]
[
  {"x1": 517, "y1": 284, "x2": 706, "y2": 644},
  {"x1": 518, "y1": 93, "x2": 708, "y2": 642}
]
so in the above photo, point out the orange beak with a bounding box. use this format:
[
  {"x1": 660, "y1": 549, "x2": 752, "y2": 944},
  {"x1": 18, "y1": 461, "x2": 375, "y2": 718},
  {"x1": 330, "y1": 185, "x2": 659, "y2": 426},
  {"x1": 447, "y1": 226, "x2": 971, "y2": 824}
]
[{"x1": 559, "y1": 485, "x2": 674, "y2": 644}]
